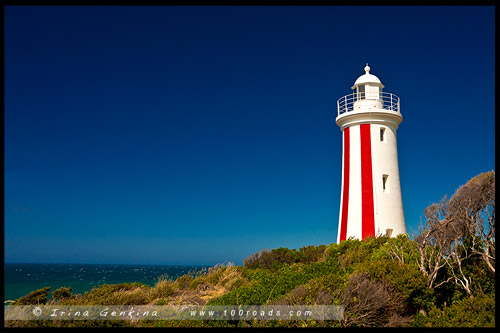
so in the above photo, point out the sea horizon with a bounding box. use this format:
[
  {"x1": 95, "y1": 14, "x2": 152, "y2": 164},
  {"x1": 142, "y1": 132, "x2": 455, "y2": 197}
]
[
  {"x1": 4, "y1": 261, "x2": 217, "y2": 266},
  {"x1": 4, "y1": 262, "x2": 212, "y2": 303}
]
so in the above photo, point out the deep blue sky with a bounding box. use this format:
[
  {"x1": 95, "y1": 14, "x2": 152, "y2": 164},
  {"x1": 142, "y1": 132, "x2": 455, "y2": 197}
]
[{"x1": 4, "y1": 6, "x2": 495, "y2": 265}]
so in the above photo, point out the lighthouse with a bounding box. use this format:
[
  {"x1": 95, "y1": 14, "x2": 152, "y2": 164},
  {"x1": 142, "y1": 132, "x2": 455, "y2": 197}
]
[{"x1": 336, "y1": 64, "x2": 406, "y2": 243}]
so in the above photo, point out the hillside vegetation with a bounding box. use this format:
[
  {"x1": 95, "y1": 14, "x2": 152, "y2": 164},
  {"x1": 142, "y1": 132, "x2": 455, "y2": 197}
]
[{"x1": 5, "y1": 171, "x2": 495, "y2": 328}]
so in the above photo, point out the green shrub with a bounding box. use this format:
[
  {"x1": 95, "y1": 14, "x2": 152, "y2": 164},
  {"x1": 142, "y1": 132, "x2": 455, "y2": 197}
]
[
  {"x1": 226, "y1": 277, "x2": 246, "y2": 291},
  {"x1": 412, "y1": 294, "x2": 495, "y2": 327},
  {"x1": 12, "y1": 287, "x2": 51, "y2": 305},
  {"x1": 51, "y1": 286, "x2": 73, "y2": 301},
  {"x1": 272, "y1": 271, "x2": 347, "y2": 306},
  {"x1": 301, "y1": 259, "x2": 339, "y2": 278},
  {"x1": 243, "y1": 245, "x2": 328, "y2": 270},
  {"x1": 336, "y1": 238, "x2": 372, "y2": 268},
  {"x1": 371, "y1": 234, "x2": 418, "y2": 264},
  {"x1": 243, "y1": 247, "x2": 299, "y2": 270},
  {"x1": 210, "y1": 260, "x2": 343, "y2": 306},
  {"x1": 209, "y1": 268, "x2": 285, "y2": 305},
  {"x1": 298, "y1": 244, "x2": 327, "y2": 263},
  {"x1": 356, "y1": 259, "x2": 431, "y2": 310}
]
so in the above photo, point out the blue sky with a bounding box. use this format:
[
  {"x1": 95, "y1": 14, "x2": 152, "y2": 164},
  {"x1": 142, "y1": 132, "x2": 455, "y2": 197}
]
[{"x1": 4, "y1": 6, "x2": 495, "y2": 265}]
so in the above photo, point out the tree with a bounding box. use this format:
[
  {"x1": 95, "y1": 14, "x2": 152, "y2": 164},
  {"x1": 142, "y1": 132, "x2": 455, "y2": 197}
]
[
  {"x1": 411, "y1": 198, "x2": 453, "y2": 289},
  {"x1": 51, "y1": 286, "x2": 73, "y2": 301},
  {"x1": 413, "y1": 171, "x2": 495, "y2": 296},
  {"x1": 448, "y1": 171, "x2": 495, "y2": 274}
]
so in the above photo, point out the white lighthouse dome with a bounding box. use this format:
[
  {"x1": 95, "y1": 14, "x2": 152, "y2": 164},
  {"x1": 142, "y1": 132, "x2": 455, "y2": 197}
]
[{"x1": 352, "y1": 64, "x2": 384, "y2": 89}]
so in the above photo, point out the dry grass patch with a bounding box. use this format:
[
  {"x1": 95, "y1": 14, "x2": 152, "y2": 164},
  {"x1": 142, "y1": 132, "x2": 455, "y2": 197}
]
[
  {"x1": 148, "y1": 274, "x2": 176, "y2": 302},
  {"x1": 189, "y1": 262, "x2": 247, "y2": 292}
]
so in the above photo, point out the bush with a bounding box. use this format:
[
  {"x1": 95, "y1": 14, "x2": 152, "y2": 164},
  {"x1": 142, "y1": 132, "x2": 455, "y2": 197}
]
[
  {"x1": 339, "y1": 272, "x2": 411, "y2": 327},
  {"x1": 243, "y1": 245, "x2": 328, "y2": 270},
  {"x1": 272, "y1": 271, "x2": 347, "y2": 306},
  {"x1": 51, "y1": 286, "x2": 73, "y2": 301},
  {"x1": 356, "y1": 259, "x2": 432, "y2": 311},
  {"x1": 411, "y1": 294, "x2": 495, "y2": 327},
  {"x1": 336, "y1": 238, "x2": 372, "y2": 268},
  {"x1": 298, "y1": 245, "x2": 327, "y2": 263},
  {"x1": 12, "y1": 287, "x2": 51, "y2": 305},
  {"x1": 208, "y1": 266, "x2": 299, "y2": 305},
  {"x1": 243, "y1": 247, "x2": 298, "y2": 270},
  {"x1": 210, "y1": 260, "x2": 342, "y2": 306},
  {"x1": 371, "y1": 233, "x2": 418, "y2": 264}
]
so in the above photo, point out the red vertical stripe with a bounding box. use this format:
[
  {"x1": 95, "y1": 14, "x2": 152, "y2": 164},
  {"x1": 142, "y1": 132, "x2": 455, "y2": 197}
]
[
  {"x1": 339, "y1": 127, "x2": 350, "y2": 242},
  {"x1": 360, "y1": 124, "x2": 375, "y2": 240}
]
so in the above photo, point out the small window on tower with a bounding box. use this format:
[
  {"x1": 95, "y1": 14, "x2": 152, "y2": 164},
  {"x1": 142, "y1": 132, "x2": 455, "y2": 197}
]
[
  {"x1": 382, "y1": 174, "x2": 389, "y2": 192},
  {"x1": 357, "y1": 85, "x2": 365, "y2": 100},
  {"x1": 380, "y1": 128, "x2": 386, "y2": 142}
]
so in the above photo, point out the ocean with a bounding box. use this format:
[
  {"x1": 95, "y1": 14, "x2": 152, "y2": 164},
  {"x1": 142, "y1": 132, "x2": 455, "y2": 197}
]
[{"x1": 4, "y1": 263, "x2": 209, "y2": 303}]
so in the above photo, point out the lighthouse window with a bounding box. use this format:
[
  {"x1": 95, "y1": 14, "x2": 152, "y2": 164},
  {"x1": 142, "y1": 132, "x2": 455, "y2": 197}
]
[
  {"x1": 382, "y1": 174, "x2": 389, "y2": 192},
  {"x1": 357, "y1": 85, "x2": 365, "y2": 100},
  {"x1": 380, "y1": 128, "x2": 386, "y2": 142}
]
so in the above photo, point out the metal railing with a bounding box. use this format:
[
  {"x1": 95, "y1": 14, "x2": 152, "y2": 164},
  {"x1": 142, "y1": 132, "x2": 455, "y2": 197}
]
[{"x1": 337, "y1": 92, "x2": 400, "y2": 116}]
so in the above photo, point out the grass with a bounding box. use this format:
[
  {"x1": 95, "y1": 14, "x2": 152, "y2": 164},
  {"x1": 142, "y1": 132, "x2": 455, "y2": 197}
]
[{"x1": 30, "y1": 262, "x2": 249, "y2": 307}]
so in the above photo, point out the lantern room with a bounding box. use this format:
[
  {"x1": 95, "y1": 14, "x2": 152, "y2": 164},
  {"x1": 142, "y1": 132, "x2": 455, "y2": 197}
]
[{"x1": 348, "y1": 64, "x2": 384, "y2": 111}]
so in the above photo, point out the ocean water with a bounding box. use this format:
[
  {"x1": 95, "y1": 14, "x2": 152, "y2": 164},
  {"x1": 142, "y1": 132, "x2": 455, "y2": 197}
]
[{"x1": 4, "y1": 263, "x2": 209, "y2": 302}]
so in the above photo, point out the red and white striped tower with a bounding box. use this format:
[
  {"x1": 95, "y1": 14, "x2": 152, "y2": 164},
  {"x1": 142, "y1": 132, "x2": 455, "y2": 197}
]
[{"x1": 336, "y1": 64, "x2": 406, "y2": 243}]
